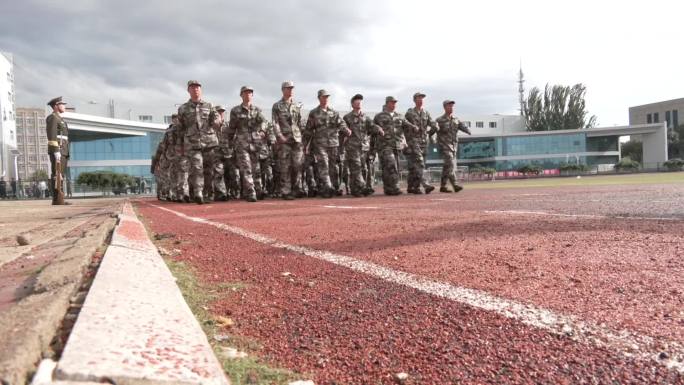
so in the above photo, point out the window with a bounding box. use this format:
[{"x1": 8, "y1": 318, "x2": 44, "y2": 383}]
[
  {"x1": 653, "y1": 112, "x2": 659, "y2": 123},
  {"x1": 647, "y1": 114, "x2": 652, "y2": 123},
  {"x1": 489, "y1": 122, "x2": 497, "y2": 129},
  {"x1": 163, "y1": 115, "x2": 173, "y2": 124},
  {"x1": 463, "y1": 121, "x2": 471, "y2": 128},
  {"x1": 139, "y1": 115, "x2": 153, "y2": 122},
  {"x1": 476, "y1": 121, "x2": 484, "y2": 128},
  {"x1": 666, "y1": 111, "x2": 671, "y2": 128},
  {"x1": 673, "y1": 110, "x2": 679, "y2": 128}
]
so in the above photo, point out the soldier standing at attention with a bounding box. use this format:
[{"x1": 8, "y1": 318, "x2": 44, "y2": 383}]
[
  {"x1": 343, "y1": 94, "x2": 384, "y2": 197},
  {"x1": 272, "y1": 81, "x2": 304, "y2": 200},
  {"x1": 404, "y1": 92, "x2": 438, "y2": 194},
  {"x1": 227, "y1": 86, "x2": 270, "y2": 202},
  {"x1": 436, "y1": 100, "x2": 471, "y2": 193},
  {"x1": 304, "y1": 90, "x2": 351, "y2": 198},
  {"x1": 373, "y1": 96, "x2": 419, "y2": 195},
  {"x1": 177, "y1": 80, "x2": 223, "y2": 204},
  {"x1": 46, "y1": 96, "x2": 70, "y2": 205}
]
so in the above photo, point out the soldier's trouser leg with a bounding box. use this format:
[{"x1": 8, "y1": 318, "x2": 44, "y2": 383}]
[
  {"x1": 441, "y1": 150, "x2": 455, "y2": 188},
  {"x1": 260, "y1": 159, "x2": 272, "y2": 196},
  {"x1": 207, "y1": 148, "x2": 226, "y2": 198},
  {"x1": 188, "y1": 148, "x2": 204, "y2": 199},
  {"x1": 313, "y1": 146, "x2": 333, "y2": 193},
  {"x1": 278, "y1": 143, "x2": 303, "y2": 197},
  {"x1": 237, "y1": 149, "x2": 257, "y2": 198},
  {"x1": 165, "y1": 166, "x2": 176, "y2": 199},
  {"x1": 365, "y1": 154, "x2": 376, "y2": 189},
  {"x1": 225, "y1": 157, "x2": 240, "y2": 198},
  {"x1": 346, "y1": 146, "x2": 365, "y2": 195},
  {"x1": 304, "y1": 154, "x2": 317, "y2": 193},
  {"x1": 419, "y1": 150, "x2": 431, "y2": 188},
  {"x1": 380, "y1": 148, "x2": 400, "y2": 194},
  {"x1": 330, "y1": 147, "x2": 340, "y2": 192},
  {"x1": 176, "y1": 156, "x2": 190, "y2": 198}
]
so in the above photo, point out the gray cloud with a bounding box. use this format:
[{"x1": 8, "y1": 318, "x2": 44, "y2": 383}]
[{"x1": 2, "y1": 0, "x2": 520, "y2": 120}]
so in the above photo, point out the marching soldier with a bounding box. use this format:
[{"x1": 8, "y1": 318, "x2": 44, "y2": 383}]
[
  {"x1": 304, "y1": 90, "x2": 351, "y2": 198},
  {"x1": 435, "y1": 100, "x2": 471, "y2": 192},
  {"x1": 272, "y1": 81, "x2": 305, "y2": 200},
  {"x1": 170, "y1": 113, "x2": 190, "y2": 202},
  {"x1": 343, "y1": 94, "x2": 384, "y2": 197},
  {"x1": 46, "y1": 96, "x2": 70, "y2": 205},
  {"x1": 227, "y1": 86, "x2": 270, "y2": 202},
  {"x1": 404, "y1": 92, "x2": 438, "y2": 194},
  {"x1": 373, "y1": 96, "x2": 419, "y2": 195},
  {"x1": 176, "y1": 80, "x2": 224, "y2": 204}
]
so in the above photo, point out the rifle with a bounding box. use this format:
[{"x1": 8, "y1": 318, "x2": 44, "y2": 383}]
[{"x1": 54, "y1": 158, "x2": 65, "y2": 205}]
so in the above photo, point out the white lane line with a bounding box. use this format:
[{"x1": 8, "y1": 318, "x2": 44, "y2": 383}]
[
  {"x1": 322, "y1": 205, "x2": 380, "y2": 209},
  {"x1": 150, "y1": 204, "x2": 683, "y2": 372},
  {"x1": 484, "y1": 210, "x2": 682, "y2": 221}
]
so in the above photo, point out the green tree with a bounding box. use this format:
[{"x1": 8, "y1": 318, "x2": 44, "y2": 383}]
[
  {"x1": 620, "y1": 140, "x2": 643, "y2": 163},
  {"x1": 77, "y1": 171, "x2": 134, "y2": 193},
  {"x1": 30, "y1": 169, "x2": 49, "y2": 182},
  {"x1": 523, "y1": 83, "x2": 597, "y2": 131}
]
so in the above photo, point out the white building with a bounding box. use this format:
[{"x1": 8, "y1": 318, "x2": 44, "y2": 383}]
[
  {"x1": 457, "y1": 114, "x2": 525, "y2": 136},
  {"x1": 0, "y1": 52, "x2": 18, "y2": 182}
]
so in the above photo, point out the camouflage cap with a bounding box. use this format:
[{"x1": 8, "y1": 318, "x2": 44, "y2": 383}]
[
  {"x1": 317, "y1": 89, "x2": 330, "y2": 98},
  {"x1": 443, "y1": 99, "x2": 456, "y2": 107},
  {"x1": 187, "y1": 80, "x2": 202, "y2": 87},
  {"x1": 281, "y1": 81, "x2": 295, "y2": 89},
  {"x1": 413, "y1": 91, "x2": 426, "y2": 99},
  {"x1": 385, "y1": 96, "x2": 398, "y2": 103},
  {"x1": 350, "y1": 93, "x2": 363, "y2": 103},
  {"x1": 47, "y1": 96, "x2": 66, "y2": 107},
  {"x1": 214, "y1": 105, "x2": 226, "y2": 112},
  {"x1": 240, "y1": 85, "x2": 254, "y2": 95}
]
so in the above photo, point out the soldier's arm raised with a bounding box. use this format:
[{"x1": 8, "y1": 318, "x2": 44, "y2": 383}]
[{"x1": 458, "y1": 121, "x2": 472, "y2": 135}]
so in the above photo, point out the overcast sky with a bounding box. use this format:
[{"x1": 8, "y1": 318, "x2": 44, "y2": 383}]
[{"x1": 2, "y1": 0, "x2": 682, "y2": 125}]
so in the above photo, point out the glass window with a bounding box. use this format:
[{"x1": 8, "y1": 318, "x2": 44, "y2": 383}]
[
  {"x1": 458, "y1": 140, "x2": 496, "y2": 159},
  {"x1": 586, "y1": 136, "x2": 618, "y2": 152},
  {"x1": 489, "y1": 122, "x2": 497, "y2": 128},
  {"x1": 653, "y1": 112, "x2": 659, "y2": 123},
  {"x1": 476, "y1": 121, "x2": 484, "y2": 128},
  {"x1": 502, "y1": 133, "x2": 586, "y2": 156},
  {"x1": 647, "y1": 114, "x2": 652, "y2": 124},
  {"x1": 139, "y1": 115, "x2": 153, "y2": 122},
  {"x1": 666, "y1": 111, "x2": 671, "y2": 128},
  {"x1": 673, "y1": 110, "x2": 679, "y2": 128}
]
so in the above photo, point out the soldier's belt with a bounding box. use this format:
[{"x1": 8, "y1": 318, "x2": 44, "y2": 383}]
[{"x1": 48, "y1": 140, "x2": 59, "y2": 147}]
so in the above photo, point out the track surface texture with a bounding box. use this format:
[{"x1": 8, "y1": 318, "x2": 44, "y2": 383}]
[{"x1": 135, "y1": 174, "x2": 684, "y2": 385}]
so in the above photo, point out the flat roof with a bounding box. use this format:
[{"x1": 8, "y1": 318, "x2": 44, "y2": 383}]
[{"x1": 628, "y1": 97, "x2": 684, "y2": 109}]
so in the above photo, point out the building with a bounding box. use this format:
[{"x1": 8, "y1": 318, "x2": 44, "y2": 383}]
[
  {"x1": 15, "y1": 108, "x2": 50, "y2": 181},
  {"x1": 629, "y1": 98, "x2": 682, "y2": 129},
  {"x1": 60, "y1": 112, "x2": 167, "y2": 182},
  {"x1": 426, "y1": 122, "x2": 669, "y2": 171},
  {"x1": 0, "y1": 52, "x2": 18, "y2": 182}
]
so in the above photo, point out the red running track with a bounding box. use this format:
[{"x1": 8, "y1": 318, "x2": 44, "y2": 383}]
[{"x1": 135, "y1": 182, "x2": 684, "y2": 384}]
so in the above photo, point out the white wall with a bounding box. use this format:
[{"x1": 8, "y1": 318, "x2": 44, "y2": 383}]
[{"x1": 0, "y1": 52, "x2": 17, "y2": 178}]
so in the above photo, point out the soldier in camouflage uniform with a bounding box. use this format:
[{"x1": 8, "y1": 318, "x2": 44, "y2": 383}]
[
  {"x1": 304, "y1": 89, "x2": 351, "y2": 198},
  {"x1": 343, "y1": 94, "x2": 384, "y2": 197},
  {"x1": 404, "y1": 92, "x2": 438, "y2": 194},
  {"x1": 168, "y1": 114, "x2": 190, "y2": 202},
  {"x1": 272, "y1": 81, "x2": 305, "y2": 200},
  {"x1": 258, "y1": 123, "x2": 275, "y2": 197},
  {"x1": 373, "y1": 96, "x2": 419, "y2": 195},
  {"x1": 226, "y1": 86, "x2": 270, "y2": 202},
  {"x1": 151, "y1": 140, "x2": 164, "y2": 200},
  {"x1": 177, "y1": 80, "x2": 225, "y2": 204},
  {"x1": 218, "y1": 106, "x2": 241, "y2": 200},
  {"x1": 436, "y1": 100, "x2": 471, "y2": 193},
  {"x1": 161, "y1": 120, "x2": 179, "y2": 201}
]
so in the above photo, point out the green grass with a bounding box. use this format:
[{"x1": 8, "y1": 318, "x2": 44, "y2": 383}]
[
  {"x1": 463, "y1": 171, "x2": 684, "y2": 190},
  {"x1": 166, "y1": 259, "x2": 301, "y2": 385}
]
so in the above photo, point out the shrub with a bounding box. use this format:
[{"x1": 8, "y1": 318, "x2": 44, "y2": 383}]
[
  {"x1": 517, "y1": 164, "x2": 543, "y2": 175},
  {"x1": 663, "y1": 158, "x2": 684, "y2": 171},
  {"x1": 614, "y1": 157, "x2": 640, "y2": 171}
]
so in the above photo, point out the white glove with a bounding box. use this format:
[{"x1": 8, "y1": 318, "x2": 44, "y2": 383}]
[{"x1": 54, "y1": 151, "x2": 61, "y2": 161}]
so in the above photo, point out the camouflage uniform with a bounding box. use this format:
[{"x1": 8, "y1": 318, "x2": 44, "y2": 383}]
[
  {"x1": 177, "y1": 98, "x2": 225, "y2": 203},
  {"x1": 151, "y1": 141, "x2": 165, "y2": 200},
  {"x1": 258, "y1": 127, "x2": 275, "y2": 197},
  {"x1": 304, "y1": 104, "x2": 349, "y2": 198},
  {"x1": 404, "y1": 104, "x2": 438, "y2": 193},
  {"x1": 343, "y1": 110, "x2": 382, "y2": 196},
  {"x1": 227, "y1": 103, "x2": 270, "y2": 201},
  {"x1": 272, "y1": 98, "x2": 304, "y2": 198},
  {"x1": 162, "y1": 126, "x2": 178, "y2": 200},
  {"x1": 436, "y1": 110, "x2": 470, "y2": 192},
  {"x1": 218, "y1": 119, "x2": 241, "y2": 200},
  {"x1": 373, "y1": 99, "x2": 417, "y2": 195}
]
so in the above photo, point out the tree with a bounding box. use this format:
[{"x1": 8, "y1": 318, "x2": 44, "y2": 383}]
[
  {"x1": 668, "y1": 124, "x2": 684, "y2": 160},
  {"x1": 77, "y1": 171, "x2": 135, "y2": 193},
  {"x1": 30, "y1": 169, "x2": 49, "y2": 182},
  {"x1": 523, "y1": 83, "x2": 597, "y2": 131},
  {"x1": 620, "y1": 140, "x2": 643, "y2": 163}
]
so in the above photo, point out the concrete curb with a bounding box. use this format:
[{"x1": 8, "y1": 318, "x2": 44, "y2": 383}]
[{"x1": 54, "y1": 201, "x2": 229, "y2": 385}]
